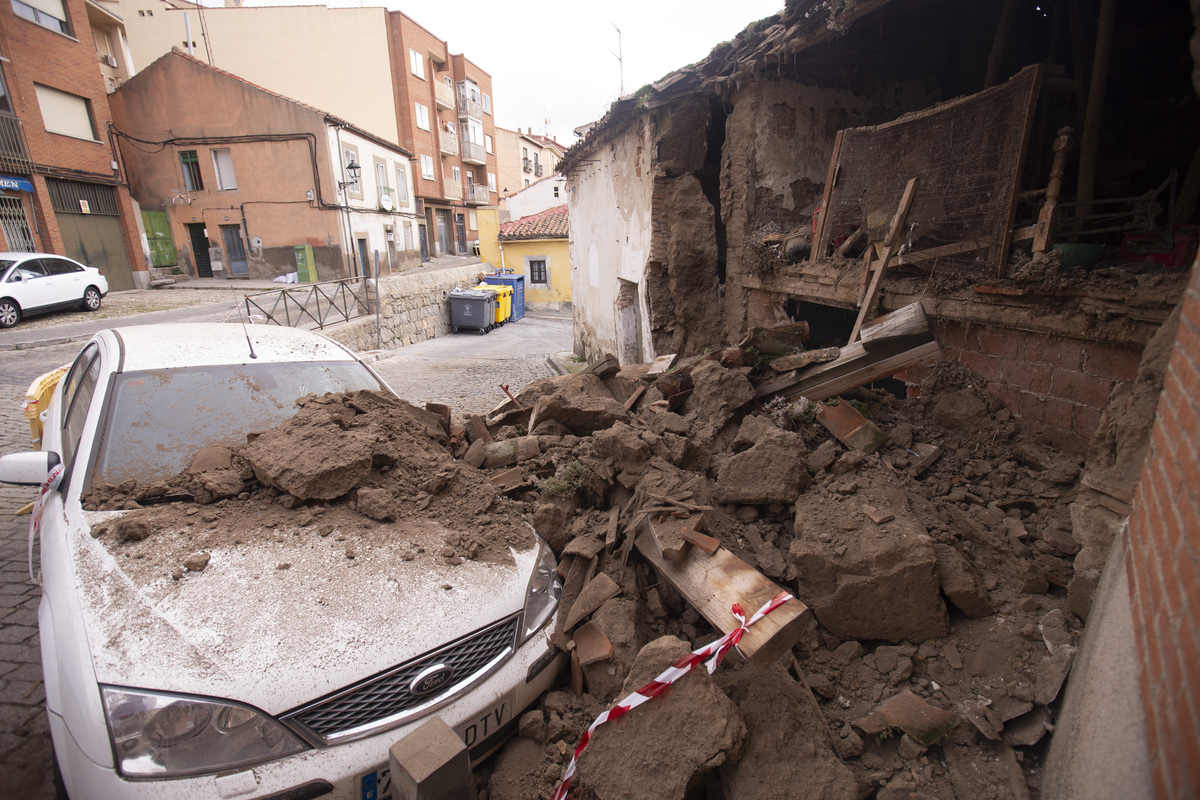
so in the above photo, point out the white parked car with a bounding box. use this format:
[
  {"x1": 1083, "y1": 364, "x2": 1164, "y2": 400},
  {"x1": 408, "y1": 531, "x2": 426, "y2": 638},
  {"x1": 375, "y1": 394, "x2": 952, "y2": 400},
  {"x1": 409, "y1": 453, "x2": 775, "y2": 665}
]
[
  {"x1": 0, "y1": 252, "x2": 109, "y2": 328},
  {"x1": 0, "y1": 323, "x2": 562, "y2": 799}
]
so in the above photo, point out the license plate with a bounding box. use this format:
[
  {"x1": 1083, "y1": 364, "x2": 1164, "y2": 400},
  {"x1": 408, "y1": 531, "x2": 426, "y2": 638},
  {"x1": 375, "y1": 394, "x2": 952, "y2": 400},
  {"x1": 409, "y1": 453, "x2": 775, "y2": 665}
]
[{"x1": 358, "y1": 693, "x2": 515, "y2": 800}]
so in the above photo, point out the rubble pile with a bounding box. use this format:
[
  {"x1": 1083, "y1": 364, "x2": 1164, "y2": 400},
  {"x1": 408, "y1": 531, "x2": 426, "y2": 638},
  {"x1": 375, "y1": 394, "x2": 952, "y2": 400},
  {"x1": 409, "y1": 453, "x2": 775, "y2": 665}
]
[
  {"x1": 84, "y1": 345, "x2": 1094, "y2": 799},
  {"x1": 470, "y1": 352, "x2": 1086, "y2": 800}
]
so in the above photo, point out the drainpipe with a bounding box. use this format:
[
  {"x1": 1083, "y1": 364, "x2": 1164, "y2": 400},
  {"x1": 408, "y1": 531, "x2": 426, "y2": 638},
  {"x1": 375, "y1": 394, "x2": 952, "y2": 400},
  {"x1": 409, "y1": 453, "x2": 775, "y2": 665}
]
[
  {"x1": 184, "y1": 13, "x2": 193, "y2": 57},
  {"x1": 498, "y1": 240, "x2": 506, "y2": 272}
]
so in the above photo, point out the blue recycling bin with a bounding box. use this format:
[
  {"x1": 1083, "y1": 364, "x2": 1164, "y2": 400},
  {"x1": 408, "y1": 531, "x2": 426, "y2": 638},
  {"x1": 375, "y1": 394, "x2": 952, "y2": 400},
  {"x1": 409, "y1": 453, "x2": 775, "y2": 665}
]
[{"x1": 482, "y1": 271, "x2": 525, "y2": 321}]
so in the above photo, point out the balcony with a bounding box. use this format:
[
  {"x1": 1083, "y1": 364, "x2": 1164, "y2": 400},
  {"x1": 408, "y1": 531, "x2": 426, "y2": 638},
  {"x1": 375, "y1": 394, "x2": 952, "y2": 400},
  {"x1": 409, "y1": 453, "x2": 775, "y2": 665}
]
[
  {"x1": 442, "y1": 179, "x2": 463, "y2": 201},
  {"x1": 461, "y1": 140, "x2": 486, "y2": 166},
  {"x1": 0, "y1": 115, "x2": 33, "y2": 174},
  {"x1": 434, "y1": 81, "x2": 455, "y2": 110},
  {"x1": 534, "y1": 163, "x2": 543, "y2": 177},
  {"x1": 439, "y1": 130, "x2": 458, "y2": 156},
  {"x1": 522, "y1": 158, "x2": 532, "y2": 173},
  {"x1": 465, "y1": 184, "x2": 490, "y2": 205},
  {"x1": 457, "y1": 97, "x2": 482, "y2": 121}
]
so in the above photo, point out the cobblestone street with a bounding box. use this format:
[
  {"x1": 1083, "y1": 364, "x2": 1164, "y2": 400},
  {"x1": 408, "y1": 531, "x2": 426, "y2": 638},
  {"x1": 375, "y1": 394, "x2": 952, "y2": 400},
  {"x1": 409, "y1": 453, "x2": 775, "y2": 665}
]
[{"x1": 0, "y1": 311, "x2": 571, "y2": 798}]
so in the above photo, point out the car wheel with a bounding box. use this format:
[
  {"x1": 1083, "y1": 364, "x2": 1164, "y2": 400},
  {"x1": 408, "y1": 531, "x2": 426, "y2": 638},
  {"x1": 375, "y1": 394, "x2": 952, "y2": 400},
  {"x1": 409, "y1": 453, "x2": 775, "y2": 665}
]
[
  {"x1": 81, "y1": 286, "x2": 102, "y2": 312},
  {"x1": 0, "y1": 298, "x2": 20, "y2": 328}
]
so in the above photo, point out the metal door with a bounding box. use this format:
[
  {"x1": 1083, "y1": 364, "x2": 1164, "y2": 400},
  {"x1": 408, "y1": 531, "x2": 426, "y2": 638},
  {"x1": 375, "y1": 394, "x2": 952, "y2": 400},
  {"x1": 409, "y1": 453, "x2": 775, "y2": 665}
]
[
  {"x1": 188, "y1": 223, "x2": 212, "y2": 277},
  {"x1": 141, "y1": 210, "x2": 177, "y2": 267},
  {"x1": 0, "y1": 197, "x2": 34, "y2": 251},
  {"x1": 55, "y1": 213, "x2": 135, "y2": 291},
  {"x1": 356, "y1": 238, "x2": 369, "y2": 277},
  {"x1": 435, "y1": 209, "x2": 450, "y2": 256},
  {"x1": 455, "y1": 213, "x2": 467, "y2": 256},
  {"x1": 418, "y1": 225, "x2": 428, "y2": 261},
  {"x1": 220, "y1": 224, "x2": 248, "y2": 276}
]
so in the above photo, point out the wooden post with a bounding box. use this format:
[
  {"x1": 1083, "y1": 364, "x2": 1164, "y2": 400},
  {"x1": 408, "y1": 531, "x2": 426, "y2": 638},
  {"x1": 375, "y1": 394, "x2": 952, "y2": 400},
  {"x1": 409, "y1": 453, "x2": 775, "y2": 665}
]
[
  {"x1": 984, "y1": 0, "x2": 1018, "y2": 89},
  {"x1": 811, "y1": 130, "x2": 845, "y2": 261},
  {"x1": 1033, "y1": 127, "x2": 1075, "y2": 253},
  {"x1": 848, "y1": 177, "x2": 918, "y2": 345},
  {"x1": 1075, "y1": 0, "x2": 1116, "y2": 219}
]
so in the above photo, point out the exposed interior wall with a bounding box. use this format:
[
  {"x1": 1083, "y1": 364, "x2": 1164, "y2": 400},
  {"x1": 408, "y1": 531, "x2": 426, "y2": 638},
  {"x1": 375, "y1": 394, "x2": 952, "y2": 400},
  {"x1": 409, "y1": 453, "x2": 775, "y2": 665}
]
[{"x1": 566, "y1": 117, "x2": 654, "y2": 361}]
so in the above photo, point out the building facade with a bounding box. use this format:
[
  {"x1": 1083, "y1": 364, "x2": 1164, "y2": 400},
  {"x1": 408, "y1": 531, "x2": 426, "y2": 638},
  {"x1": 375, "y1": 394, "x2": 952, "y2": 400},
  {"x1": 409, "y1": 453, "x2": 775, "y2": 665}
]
[
  {"x1": 495, "y1": 126, "x2": 566, "y2": 200},
  {"x1": 109, "y1": 51, "x2": 419, "y2": 282},
  {"x1": 0, "y1": 0, "x2": 147, "y2": 289},
  {"x1": 478, "y1": 204, "x2": 570, "y2": 311},
  {"x1": 114, "y1": 1, "x2": 498, "y2": 259}
]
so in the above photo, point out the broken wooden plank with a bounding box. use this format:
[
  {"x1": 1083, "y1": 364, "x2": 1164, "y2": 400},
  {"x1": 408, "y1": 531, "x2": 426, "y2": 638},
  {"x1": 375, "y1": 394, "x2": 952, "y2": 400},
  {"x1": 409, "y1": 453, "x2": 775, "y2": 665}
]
[
  {"x1": 909, "y1": 444, "x2": 943, "y2": 477},
  {"x1": 643, "y1": 514, "x2": 691, "y2": 562},
  {"x1": 604, "y1": 506, "x2": 621, "y2": 550},
  {"x1": 578, "y1": 353, "x2": 620, "y2": 379},
  {"x1": 623, "y1": 383, "x2": 647, "y2": 410},
  {"x1": 1033, "y1": 126, "x2": 1075, "y2": 253},
  {"x1": 755, "y1": 335, "x2": 943, "y2": 403},
  {"x1": 635, "y1": 528, "x2": 815, "y2": 665},
  {"x1": 811, "y1": 129, "x2": 846, "y2": 260},
  {"x1": 894, "y1": 238, "x2": 993, "y2": 266},
  {"x1": 769, "y1": 346, "x2": 840, "y2": 372},
  {"x1": 737, "y1": 323, "x2": 811, "y2": 357},
  {"x1": 645, "y1": 353, "x2": 678, "y2": 376},
  {"x1": 562, "y1": 534, "x2": 606, "y2": 561},
  {"x1": 858, "y1": 301, "x2": 930, "y2": 349},
  {"x1": 849, "y1": 177, "x2": 919, "y2": 345}
]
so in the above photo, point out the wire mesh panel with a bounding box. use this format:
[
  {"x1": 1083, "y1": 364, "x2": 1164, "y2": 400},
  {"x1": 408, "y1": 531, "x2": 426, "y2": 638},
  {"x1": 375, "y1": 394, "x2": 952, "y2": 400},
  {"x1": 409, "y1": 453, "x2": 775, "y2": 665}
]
[{"x1": 813, "y1": 65, "x2": 1043, "y2": 278}]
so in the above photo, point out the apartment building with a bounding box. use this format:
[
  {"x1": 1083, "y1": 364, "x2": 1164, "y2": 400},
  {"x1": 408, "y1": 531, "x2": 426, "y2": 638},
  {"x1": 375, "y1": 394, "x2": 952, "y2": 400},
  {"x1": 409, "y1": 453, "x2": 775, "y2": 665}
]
[
  {"x1": 0, "y1": 0, "x2": 146, "y2": 289},
  {"x1": 495, "y1": 126, "x2": 566, "y2": 199},
  {"x1": 115, "y1": 1, "x2": 498, "y2": 259}
]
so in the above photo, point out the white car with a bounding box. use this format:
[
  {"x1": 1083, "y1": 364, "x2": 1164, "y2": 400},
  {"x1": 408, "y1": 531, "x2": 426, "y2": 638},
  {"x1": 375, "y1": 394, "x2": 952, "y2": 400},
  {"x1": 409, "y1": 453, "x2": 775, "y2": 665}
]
[
  {"x1": 0, "y1": 252, "x2": 109, "y2": 328},
  {"x1": 0, "y1": 323, "x2": 562, "y2": 799}
]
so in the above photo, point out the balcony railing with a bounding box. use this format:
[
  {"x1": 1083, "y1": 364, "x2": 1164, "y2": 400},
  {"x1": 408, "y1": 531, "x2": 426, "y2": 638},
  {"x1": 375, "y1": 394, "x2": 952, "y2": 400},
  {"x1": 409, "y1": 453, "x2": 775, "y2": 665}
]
[
  {"x1": 461, "y1": 140, "x2": 486, "y2": 165},
  {"x1": 434, "y1": 81, "x2": 455, "y2": 110},
  {"x1": 0, "y1": 115, "x2": 33, "y2": 174},
  {"x1": 534, "y1": 163, "x2": 543, "y2": 177},
  {"x1": 439, "y1": 130, "x2": 458, "y2": 156},
  {"x1": 457, "y1": 98, "x2": 482, "y2": 120},
  {"x1": 522, "y1": 158, "x2": 532, "y2": 173},
  {"x1": 443, "y1": 178, "x2": 463, "y2": 200},
  {"x1": 465, "y1": 184, "x2": 490, "y2": 205}
]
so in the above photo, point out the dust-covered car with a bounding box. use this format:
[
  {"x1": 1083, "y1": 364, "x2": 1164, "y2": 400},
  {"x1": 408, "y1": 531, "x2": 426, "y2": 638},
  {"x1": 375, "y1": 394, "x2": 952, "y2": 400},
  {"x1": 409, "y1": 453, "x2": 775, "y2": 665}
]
[
  {"x1": 0, "y1": 252, "x2": 108, "y2": 328},
  {"x1": 0, "y1": 323, "x2": 562, "y2": 799}
]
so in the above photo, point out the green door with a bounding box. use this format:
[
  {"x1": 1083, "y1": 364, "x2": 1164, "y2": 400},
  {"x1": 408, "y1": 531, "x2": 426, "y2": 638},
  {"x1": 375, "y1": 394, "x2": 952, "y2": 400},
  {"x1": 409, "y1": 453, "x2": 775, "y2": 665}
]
[{"x1": 141, "y1": 210, "x2": 177, "y2": 267}]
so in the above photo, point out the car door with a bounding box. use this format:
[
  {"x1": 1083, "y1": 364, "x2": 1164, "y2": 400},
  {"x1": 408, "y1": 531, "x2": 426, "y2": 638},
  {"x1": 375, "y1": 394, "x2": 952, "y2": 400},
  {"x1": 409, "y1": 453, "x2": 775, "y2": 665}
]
[
  {"x1": 7, "y1": 258, "x2": 57, "y2": 311},
  {"x1": 41, "y1": 257, "x2": 87, "y2": 305}
]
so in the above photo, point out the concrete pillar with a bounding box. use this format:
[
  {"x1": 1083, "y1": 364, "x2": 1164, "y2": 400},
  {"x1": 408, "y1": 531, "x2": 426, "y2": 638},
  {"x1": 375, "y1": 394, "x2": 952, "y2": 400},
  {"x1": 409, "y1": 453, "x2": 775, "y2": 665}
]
[{"x1": 388, "y1": 716, "x2": 473, "y2": 800}]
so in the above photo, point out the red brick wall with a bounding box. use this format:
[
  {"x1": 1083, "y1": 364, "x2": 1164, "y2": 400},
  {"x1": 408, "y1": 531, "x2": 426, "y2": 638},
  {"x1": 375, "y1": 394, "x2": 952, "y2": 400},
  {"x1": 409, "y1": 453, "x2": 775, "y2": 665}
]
[
  {"x1": 1125, "y1": 262, "x2": 1200, "y2": 799},
  {"x1": 911, "y1": 322, "x2": 1142, "y2": 453}
]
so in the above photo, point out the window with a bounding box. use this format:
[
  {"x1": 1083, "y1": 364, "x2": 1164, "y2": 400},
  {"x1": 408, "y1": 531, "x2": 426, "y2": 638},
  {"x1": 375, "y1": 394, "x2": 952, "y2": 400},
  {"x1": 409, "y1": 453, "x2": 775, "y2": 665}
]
[
  {"x1": 34, "y1": 85, "x2": 96, "y2": 140},
  {"x1": 211, "y1": 148, "x2": 237, "y2": 190},
  {"x1": 12, "y1": 0, "x2": 69, "y2": 34},
  {"x1": 403, "y1": 224, "x2": 413, "y2": 251},
  {"x1": 527, "y1": 258, "x2": 548, "y2": 285},
  {"x1": 61, "y1": 344, "x2": 100, "y2": 469},
  {"x1": 395, "y1": 165, "x2": 409, "y2": 202},
  {"x1": 452, "y1": 165, "x2": 460, "y2": 183},
  {"x1": 553, "y1": 185, "x2": 560, "y2": 199},
  {"x1": 375, "y1": 159, "x2": 388, "y2": 193},
  {"x1": 444, "y1": 120, "x2": 456, "y2": 135},
  {"x1": 179, "y1": 151, "x2": 203, "y2": 192},
  {"x1": 409, "y1": 49, "x2": 425, "y2": 79},
  {"x1": 467, "y1": 120, "x2": 483, "y2": 145},
  {"x1": 484, "y1": 134, "x2": 493, "y2": 154},
  {"x1": 482, "y1": 93, "x2": 491, "y2": 115},
  {"x1": 415, "y1": 103, "x2": 430, "y2": 131},
  {"x1": 420, "y1": 154, "x2": 434, "y2": 180},
  {"x1": 522, "y1": 147, "x2": 529, "y2": 160},
  {"x1": 42, "y1": 257, "x2": 82, "y2": 275},
  {"x1": 524, "y1": 179, "x2": 529, "y2": 187},
  {"x1": 468, "y1": 209, "x2": 477, "y2": 230},
  {"x1": 488, "y1": 172, "x2": 496, "y2": 192},
  {"x1": 465, "y1": 169, "x2": 474, "y2": 188},
  {"x1": 0, "y1": 67, "x2": 12, "y2": 115}
]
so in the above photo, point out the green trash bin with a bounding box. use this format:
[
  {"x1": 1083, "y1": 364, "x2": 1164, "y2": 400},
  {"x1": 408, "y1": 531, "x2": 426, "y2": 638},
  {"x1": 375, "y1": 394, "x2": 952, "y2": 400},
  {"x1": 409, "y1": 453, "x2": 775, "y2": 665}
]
[{"x1": 294, "y1": 245, "x2": 317, "y2": 282}]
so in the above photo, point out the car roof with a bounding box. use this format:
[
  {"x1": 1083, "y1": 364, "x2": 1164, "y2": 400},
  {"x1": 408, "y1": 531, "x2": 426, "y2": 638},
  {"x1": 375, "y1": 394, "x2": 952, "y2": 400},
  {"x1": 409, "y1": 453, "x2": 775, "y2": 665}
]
[
  {"x1": 109, "y1": 323, "x2": 361, "y2": 372},
  {"x1": 0, "y1": 252, "x2": 80, "y2": 260}
]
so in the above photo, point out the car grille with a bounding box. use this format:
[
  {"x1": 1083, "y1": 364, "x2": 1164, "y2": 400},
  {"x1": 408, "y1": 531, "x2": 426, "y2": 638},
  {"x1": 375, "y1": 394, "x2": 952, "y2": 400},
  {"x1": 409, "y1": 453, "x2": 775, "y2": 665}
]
[{"x1": 281, "y1": 615, "x2": 520, "y2": 746}]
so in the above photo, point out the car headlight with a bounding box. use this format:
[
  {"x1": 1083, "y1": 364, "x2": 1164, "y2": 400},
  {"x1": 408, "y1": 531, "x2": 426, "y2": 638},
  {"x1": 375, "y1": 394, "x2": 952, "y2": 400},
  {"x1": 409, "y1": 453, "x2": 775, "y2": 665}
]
[
  {"x1": 101, "y1": 686, "x2": 309, "y2": 778},
  {"x1": 519, "y1": 538, "x2": 561, "y2": 644}
]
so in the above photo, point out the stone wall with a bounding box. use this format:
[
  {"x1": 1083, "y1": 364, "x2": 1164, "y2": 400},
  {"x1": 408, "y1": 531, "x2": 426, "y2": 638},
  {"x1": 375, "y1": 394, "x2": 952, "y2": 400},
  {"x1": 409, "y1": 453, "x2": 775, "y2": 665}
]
[{"x1": 322, "y1": 264, "x2": 484, "y2": 352}]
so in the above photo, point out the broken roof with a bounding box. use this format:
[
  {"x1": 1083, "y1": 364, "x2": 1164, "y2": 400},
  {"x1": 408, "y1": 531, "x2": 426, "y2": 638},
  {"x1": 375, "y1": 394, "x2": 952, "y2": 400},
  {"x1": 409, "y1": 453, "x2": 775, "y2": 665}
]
[{"x1": 499, "y1": 205, "x2": 569, "y2": 241}]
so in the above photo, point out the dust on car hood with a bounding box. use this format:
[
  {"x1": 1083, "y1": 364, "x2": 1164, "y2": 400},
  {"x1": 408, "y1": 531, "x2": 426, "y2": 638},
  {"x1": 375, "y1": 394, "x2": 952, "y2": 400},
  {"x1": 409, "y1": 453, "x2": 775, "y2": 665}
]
[{"x1": 73, "y1": 509, "x2": 532, "y2": 716}]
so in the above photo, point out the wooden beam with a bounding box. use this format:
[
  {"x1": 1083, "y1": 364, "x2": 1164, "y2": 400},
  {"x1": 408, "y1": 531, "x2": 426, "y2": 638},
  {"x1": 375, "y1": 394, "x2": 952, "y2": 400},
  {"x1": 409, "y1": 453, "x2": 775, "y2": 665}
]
[
  {"x1": 858, "y1": 300, "x2": 931, "y2": 350},
  {"x1": 894, "y1": 238, "x2": 993, "y2": 266},
  {"x1": 996, "y1": 63, "x2": 1045, "y2": 276},
  {"x1": 781, "y1": 339, "x2": 943, "y2": 402},
  {"x1": 811, "y1": 129, "x2": 845, "y2": 261},
  {"x1": 635, "y1": 528, "x2": 814, "y2": 665},
  {"x1": 1033, "y1": 126, "x2": 1076, "y2": 253},
  {"x1": 849, "y1": 177, "x2": 918, "y2": 344}
]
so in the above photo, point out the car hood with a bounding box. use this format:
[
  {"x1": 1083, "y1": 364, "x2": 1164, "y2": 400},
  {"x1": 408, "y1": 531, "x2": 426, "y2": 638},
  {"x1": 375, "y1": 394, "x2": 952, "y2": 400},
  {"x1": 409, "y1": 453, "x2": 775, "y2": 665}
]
[{"x1": 72, "y1": 509, "x2": 533, "y2": 715}]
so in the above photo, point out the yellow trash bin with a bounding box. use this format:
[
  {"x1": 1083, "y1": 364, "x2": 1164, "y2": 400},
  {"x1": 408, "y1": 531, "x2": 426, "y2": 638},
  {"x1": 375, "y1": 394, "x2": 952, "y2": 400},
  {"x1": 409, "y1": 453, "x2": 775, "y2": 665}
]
[{"x1": 479, "y1": 283, "x2": 513, "y2": 324}]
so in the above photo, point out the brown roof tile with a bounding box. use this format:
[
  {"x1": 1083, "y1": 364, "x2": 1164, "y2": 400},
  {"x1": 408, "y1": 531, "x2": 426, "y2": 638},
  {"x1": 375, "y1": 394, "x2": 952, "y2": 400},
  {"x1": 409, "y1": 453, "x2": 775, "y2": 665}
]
[{"x1": 499, "y1": 204, "x2": 569, "y2": 240}]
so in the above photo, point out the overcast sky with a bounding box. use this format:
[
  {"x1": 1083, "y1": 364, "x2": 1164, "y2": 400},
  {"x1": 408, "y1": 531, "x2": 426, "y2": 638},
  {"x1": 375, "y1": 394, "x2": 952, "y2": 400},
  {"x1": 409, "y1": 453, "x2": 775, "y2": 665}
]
[{"x1": 239, "y1": 1, "x2": 786, "y2": 142}]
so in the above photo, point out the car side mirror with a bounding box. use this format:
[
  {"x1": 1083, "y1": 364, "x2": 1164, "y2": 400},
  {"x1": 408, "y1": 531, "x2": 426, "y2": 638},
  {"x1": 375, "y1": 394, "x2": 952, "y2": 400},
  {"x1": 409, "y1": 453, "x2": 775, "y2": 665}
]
[{"x1": 0, "y1": 451, "x2": 62, "y2": 486}]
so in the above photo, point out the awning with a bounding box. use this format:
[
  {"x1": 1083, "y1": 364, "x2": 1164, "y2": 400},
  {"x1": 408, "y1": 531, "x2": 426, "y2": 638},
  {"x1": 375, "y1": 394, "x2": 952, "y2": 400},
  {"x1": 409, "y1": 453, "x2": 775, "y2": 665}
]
[{"x1": 0, "y1": 176, "x2": 34, "y2": 192}]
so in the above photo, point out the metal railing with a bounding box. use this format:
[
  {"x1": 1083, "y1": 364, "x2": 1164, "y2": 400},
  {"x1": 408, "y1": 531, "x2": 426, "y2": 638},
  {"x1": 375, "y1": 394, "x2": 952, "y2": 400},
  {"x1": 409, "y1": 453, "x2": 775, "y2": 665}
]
[
  {"x1": 534, "y1": 163, "x2": 543, "y2": 177},
  {"x1": 522, "y1": 157, "x2": 532, "y2": 173},
  {"x1": 0, "y1": 115, "x2": 33, "y2": 173},
  {"x1": 244, "y1": 276, "x2": 375, "y2": 330}
]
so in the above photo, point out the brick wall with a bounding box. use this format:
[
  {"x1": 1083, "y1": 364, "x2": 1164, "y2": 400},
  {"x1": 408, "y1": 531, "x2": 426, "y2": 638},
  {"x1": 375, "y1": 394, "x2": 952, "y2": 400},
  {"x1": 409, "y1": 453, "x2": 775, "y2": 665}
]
[
  {"x1": 908, "y1": 322, "x2": 1143, "y2": 454},
  {"x1": 1125, "y1": 262, "x2": 1200, "y2": 799}
]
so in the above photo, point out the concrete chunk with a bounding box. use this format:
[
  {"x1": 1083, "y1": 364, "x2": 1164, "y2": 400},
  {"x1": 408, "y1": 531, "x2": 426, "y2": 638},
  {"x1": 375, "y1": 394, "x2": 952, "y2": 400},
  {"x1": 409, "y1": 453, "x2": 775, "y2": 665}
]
[{"x1": 388, "y1": 716, "x2": 472, "y2": 800}]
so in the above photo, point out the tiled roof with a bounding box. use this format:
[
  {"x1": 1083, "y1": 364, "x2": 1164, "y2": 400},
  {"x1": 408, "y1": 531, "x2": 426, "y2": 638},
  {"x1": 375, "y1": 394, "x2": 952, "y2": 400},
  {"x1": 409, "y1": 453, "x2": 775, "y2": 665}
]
[{"x1": 499, "y1": 205, "x2": 569, "y2": 241}]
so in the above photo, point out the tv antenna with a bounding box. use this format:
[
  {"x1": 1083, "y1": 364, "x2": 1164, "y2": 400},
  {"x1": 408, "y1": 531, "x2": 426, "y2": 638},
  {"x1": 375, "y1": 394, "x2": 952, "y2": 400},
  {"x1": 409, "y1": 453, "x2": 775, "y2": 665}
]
[{"x1": 609, "y1": 22, "x2": 624, "y2": 95}]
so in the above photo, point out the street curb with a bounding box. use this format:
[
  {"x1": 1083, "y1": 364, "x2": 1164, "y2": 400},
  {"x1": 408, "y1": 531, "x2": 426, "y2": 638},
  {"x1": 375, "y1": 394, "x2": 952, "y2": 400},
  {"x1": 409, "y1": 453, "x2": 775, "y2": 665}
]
[
  {"x1": 0, "y1": 336, "x2": 81, "y2": 351},
  {"x1": 546, "y1": 355, "x2": 567, "y2": 376}
]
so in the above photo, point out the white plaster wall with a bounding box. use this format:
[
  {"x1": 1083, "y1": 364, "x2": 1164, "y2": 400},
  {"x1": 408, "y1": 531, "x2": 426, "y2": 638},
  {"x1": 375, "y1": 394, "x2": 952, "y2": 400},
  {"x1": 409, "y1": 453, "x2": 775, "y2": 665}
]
[
  {"x1": 566, "y1": 120, "x2": 655, "y2": 362},
  {"x1": 506, "y1": 177, "x2": 568, "y2": 219},
  {"x1": 327, "y1": 127, "x2": 421, "y2": 274}
]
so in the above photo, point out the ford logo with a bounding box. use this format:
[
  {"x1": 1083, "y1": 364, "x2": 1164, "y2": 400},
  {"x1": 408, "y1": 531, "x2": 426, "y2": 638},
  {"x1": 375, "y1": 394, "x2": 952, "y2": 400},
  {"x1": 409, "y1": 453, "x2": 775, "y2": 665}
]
[{"x1": 410, "y1": 664, "x2": 455, "y2": 697}]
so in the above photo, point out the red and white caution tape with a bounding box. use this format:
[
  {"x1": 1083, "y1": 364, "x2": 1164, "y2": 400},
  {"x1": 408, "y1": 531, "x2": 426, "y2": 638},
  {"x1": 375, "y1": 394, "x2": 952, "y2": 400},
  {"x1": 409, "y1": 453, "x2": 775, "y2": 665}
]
[
  {"x1": 28, "y1": 463, "x2": 64, "y2": 584},
  {"x1": 550, "y1": 590, "x2": 793, "y2": 800}
]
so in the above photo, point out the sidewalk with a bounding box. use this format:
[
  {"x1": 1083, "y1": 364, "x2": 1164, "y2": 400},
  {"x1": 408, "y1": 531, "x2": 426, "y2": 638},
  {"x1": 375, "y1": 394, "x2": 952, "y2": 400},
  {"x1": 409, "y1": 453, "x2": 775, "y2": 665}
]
[{"x1": 167, "y1": 253, "x2": 488, "y2": 290}]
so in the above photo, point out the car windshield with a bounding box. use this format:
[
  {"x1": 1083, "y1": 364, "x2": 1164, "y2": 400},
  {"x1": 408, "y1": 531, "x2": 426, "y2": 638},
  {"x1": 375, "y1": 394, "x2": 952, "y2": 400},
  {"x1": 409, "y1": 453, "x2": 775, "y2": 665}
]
[{"x1": 91, "y1": 360, "x2": 385, "y2": 487}]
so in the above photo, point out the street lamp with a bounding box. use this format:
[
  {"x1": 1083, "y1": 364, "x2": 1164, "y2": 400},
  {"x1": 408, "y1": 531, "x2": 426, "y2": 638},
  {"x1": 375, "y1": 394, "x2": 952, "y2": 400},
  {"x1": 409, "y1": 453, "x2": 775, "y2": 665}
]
[{"x1": 339, "y1": 159, "x2": 361, "y2": 193}]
